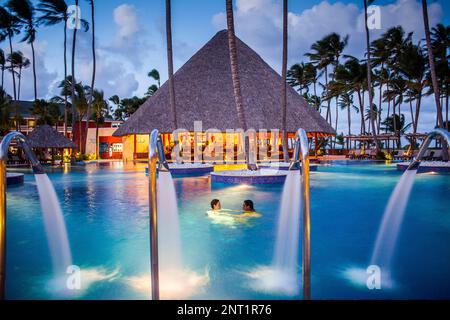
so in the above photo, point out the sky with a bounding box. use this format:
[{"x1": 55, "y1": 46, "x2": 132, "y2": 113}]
[{"x1": 0, "y1": 0, "x2": 449, "y2": 135}]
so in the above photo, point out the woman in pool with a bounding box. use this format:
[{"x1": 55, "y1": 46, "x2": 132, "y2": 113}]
[{"x1": 208, "y1": 199, "x2": 261, "y2": 218}]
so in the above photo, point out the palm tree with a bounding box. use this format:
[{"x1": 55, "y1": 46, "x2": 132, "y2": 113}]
[
  {"x1": 381, "y1": 113, "x2": 411, "y2": 148},
  {"x1": 421, "y1": 0, "x2": 447, "y2": 159},
  {"x1": 0, "y1": 6, "x2": 20, "y2": 100},
  {"x1": 6, "y1": 0, "x2": 38, "y2": 100},
  {"x1": 37, "y1": 0, "x2": 87, "y2": 137},
  {"x1": 148, "y1": 68, "x2": 161, "y2": 88},
  {"x1": 339, "y1": 92, "x2": 358, "y2": 149},
  {"x1": 430, "y1": 23, "x2": 449, "y2": 130},
  {"x1": 280, "y1": 0, "x2": 288, "y2": 161},
  {"x1": 92, "y1": 89, "x2": 107, "y2": 159},
  {"x1": 7, "y1": 51, "x2": 30, "y2": 100},
  {"x1": 70, "y1": 0, "x2": 79, "y2": 145},
  {"x1": 306, "y1": 35, "x2": 334, "y2": 124},
  {"x1": 0, "y1": 49, "x2": 5, "y2": 88},
  {"x1": 397, "y1": 42, "x2": 427, "y2": 134},
  {"x1": 146, "y1": 84, "x2": 158, "y2": 97},
  {"x1": 363, "y1": 0, "x2": 380, "y2": 152},
  {"x1": 84, "y1": 0, "x2": 96, "y2": 156},
  {"x1": 287, "y1": 63, "x2": 305, "y2": 93},
  {"x1": 226, "y1": 0, "x2": 251, "y2": 165},
  {"x1": 30, "y1": 98, "x2": 61, "y2": 126},
  {"x1": 0, "y1": 88, "x2": 12, "y2": 135},
  {"x1": 334, "y1": 57, "x2": 368, "y2": 135},
  {"x1": 165, "y1": 0, "x2": 177, "y2": 131}
]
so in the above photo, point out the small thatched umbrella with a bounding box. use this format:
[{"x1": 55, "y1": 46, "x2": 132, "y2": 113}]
[{"x1": 27, "y1": 125, "x2": 77, "y2": 165}]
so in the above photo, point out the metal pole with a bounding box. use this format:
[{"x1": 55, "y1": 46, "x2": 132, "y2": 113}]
[
  {"x1": 289, "y1": 128, "x2": 311, "y2": 300},
  {"x1": 301, "y1": 154, "x2": 311, "y2": 300},
  {"x1": 0, "y1": 160, "x2": 6, "y2": 300},
  {"x1": 148, "y1": 130, "x2": 170, "y2": 300},
  {"x1": 148, "y1": 131, "x2": 160, "y2": 300}
]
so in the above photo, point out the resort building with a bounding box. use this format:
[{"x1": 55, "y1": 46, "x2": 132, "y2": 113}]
[
  {"x1": 114, "y1": 30, "x2": 335, "y2": 162},
  {"x1": 7, "y1": 100, "x2": 123, "y2": 159}
]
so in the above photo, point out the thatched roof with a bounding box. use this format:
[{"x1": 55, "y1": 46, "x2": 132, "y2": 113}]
[
  {"x1": 114, "y1": 30, "x2": 335, "y2": 136},
  {"x1": 27, "y1": 125, "x2": 77, "y2": 148}
]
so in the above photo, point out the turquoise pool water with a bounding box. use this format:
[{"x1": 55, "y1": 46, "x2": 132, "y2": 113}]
[{"x1": 5, "y1": 162, "x2": 450, "y2": 299}]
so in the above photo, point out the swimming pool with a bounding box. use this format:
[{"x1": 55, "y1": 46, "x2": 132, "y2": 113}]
[{"x1": 5, "y1": 162, "x2": 450, "y2": 299}]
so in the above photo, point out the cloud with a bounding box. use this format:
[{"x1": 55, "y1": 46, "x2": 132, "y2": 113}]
[
  {"x1": 114, "y1": 4, "x2": 139, "y2": 38},
  {"x1": 1, "y1": 40, "x2": 58, "y2": 100}
]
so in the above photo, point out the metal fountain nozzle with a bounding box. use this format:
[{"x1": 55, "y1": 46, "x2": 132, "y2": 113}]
[
  {"x1": 289, "y1": 128, "x2": 309, "y2": 171},
  {"x1": 0, "y1": 131, "x2": 45, "y2": 174},
  {"x1": 406, "y1": 128, "x2": 450, "y2": 171},
  {"x1": 149, "y1": 130, "x2": 170, "y2": 172}
]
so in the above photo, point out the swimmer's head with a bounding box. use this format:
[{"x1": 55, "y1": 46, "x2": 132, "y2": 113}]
[
  {"x1": 211, "y1": 199, "x2": 221, "y2": 210},
  {"x1": 243, "y1": 200, "x2": 255, "y2": 212}
]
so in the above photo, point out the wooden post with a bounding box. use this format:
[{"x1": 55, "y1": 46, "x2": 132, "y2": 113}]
[{"x1": 314, "y1": 133, "x2": 318, "y2": 158}]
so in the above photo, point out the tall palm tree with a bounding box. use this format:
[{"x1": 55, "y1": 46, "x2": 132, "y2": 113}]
[
  {"x1": 70, "y1": 0, "x2": 79, "y2": 145},
  {"x1": 421, "y1": 0, "x2": 447, "y2": 159},
  {"x1": 0, "y1": 6, "x2": 20, "y2": 100},
  {"x1": 84, "y1": 0, "x2": 96, "y2": 155},
  {"x1": 37, "y1": 0, "x2": 87, "y2": 137},
  {"x1": 339, "y1": 92, "x2": 358, "y2": 149},
  {"x1": 148, "y1": 68, "x2": 160, "y2": 88},
  {"x1": 397, "y1": 42, "x2": 427, "y2": 134},
  {"x1": 6, "y1": 0, "x2": 38, "y2": 100},
  {"x1": 287, "y1": 63, "x2": 309, "y2": 94},
  {"x1": 0, "y1": 49, "x2": 5, "y2": 89},
  {"x1": 363, "y1": 0, "x2": 380, "y2": 152},
  {"x1": 166, "y1": 0, "x2": 177, "y2": 131},
  {"x1": 92, "y1": 89, "x2": 107, "y2": 159},
  {"x1": 305, "y1": 35, "x2": 334, "y2": 124},
  {"x1": 7, "y1": 51, "x2": 30, "y2": 100},
  {"x1": 0, "y1": 88, "x2": 12, "y2": 135},
  {"x1": 430, "y1": 23, "x2": 449, "y2": 130},
  {"x1": 281, "y1": 0, "x2": 289, "y2": 161},
  {"x1": 226, "y1": 0, "x2": 251, "y2": 165}
]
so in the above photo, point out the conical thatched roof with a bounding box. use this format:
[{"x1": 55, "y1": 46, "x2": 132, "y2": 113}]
[
  {"x1": 27, "y1": 125, "x2": 77, "y2": 148},
  {"x1": 114, "y1": 30, "x2": 335, "y2": 136}
]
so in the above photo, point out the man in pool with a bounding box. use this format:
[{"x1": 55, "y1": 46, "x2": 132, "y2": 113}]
[{"x1": 208, "y1": 199, "x2": 261, "y2": 218}]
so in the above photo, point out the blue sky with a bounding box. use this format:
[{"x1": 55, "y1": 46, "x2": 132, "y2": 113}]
[{"x1": 1, "y1": 0, "x2": 448, "y2": 133}]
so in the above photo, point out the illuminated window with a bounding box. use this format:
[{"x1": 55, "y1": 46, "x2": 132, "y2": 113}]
[{"x1": 112, "y1": 143, "x2": 123, "y2": 152}]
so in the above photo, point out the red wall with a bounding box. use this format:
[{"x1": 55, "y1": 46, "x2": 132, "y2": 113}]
[{"x1": 99, "y1": 136, "x2": 123, "y2": 159}]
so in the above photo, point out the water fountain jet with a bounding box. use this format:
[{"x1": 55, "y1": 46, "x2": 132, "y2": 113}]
[{"x1": 371, "y1": 128, "x2": 450, "y2": 285}]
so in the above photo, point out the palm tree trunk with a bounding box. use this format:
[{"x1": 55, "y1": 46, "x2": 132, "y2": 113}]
[
  {"x1": 347, "y1": 104, "x2": 351, "y2": 146},
  {"x1": 334, "y1": 96, "x2": 338, "y2": 149},
  {"x1": 409, "y1": 97, "x2": 415, "y2": 133},
  {"x1": 226, "y1": 6, "x2": 247, "y2": 122},
  {"x1": 226, "y1": 0, "x2": 254, "y2": 169},
  {"x1": 63, "y1": 20, "x2": 68, "y2": 137},
  {"x1": 281, "y1": 0, "x2": 289, "y2": 162},
  {"x1": 414, "y1": 92, "x2": 422, "y2": 134},
  {"x1": 421, "y1": 0, "x2": 448, "y2": 159},
  {"x1": 166, "y1": 0, "x2": 178, "y2": 130},
  {"x1": 85, "y1": 0, "x2": 96, "y2": 155},
  {"x1": 378, "y1": 81, "x2": 382, "y2": 134},
  {"x1": 30, "y1": 40, "x2": 37, "y2": 100},
  {"x1": 1, "y1": 66, "x2": 4, "y2": 88},
  {"x1": 71, "y1": 0, "x2": 79, "y2": 147},
  {"x1": 364, "y1": 0, "x2": 380, "y2": 152},
  {"x1": 96, "y1": 118, "x2": 99, "y2": 159},
  {"x1": 325, "y1": 67, "x2": 330, "y2": 124},
  {"x1": 8, "y1": 34, "x2": 16, "y2": 101},
  {"x1": 357, "y1": 90, "x2": 365, "y2": 134},
  {"x1": 18, "y1": 67, "x2": 21, "y2": 100},
  {"x1": 446, "y1": 88, "x2": 449, "y2": 130}
]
